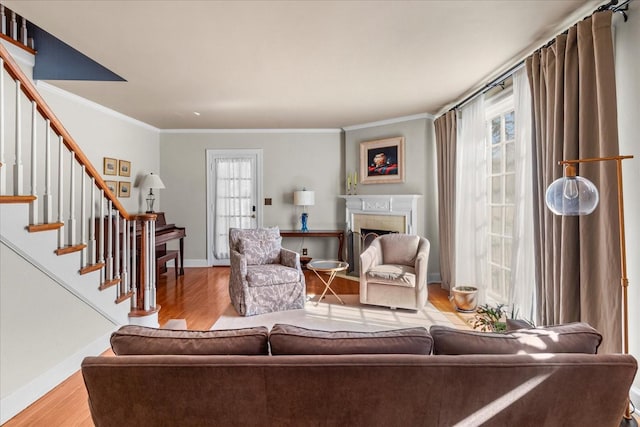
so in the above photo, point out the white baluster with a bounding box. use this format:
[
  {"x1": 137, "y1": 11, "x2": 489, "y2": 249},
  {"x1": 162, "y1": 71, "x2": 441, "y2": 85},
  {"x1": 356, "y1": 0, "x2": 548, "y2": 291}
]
[
  {"x1": 57, "y1": 136, "x2": 64, "y2": 248},
  {"x1": 43, "y1": 121, "x2": 52, "y2": 222},
  {"x1": 114, "y1": 213, "x2": 120, "y2": 282},
  {"x1": 0, "y1": 57, "x2": 5, "y2": 195},
  {"x1": 106, "y1": 201, "x2": 113, "y2": 281},
  {"x1": 20, "y1": 16, "x2": 27, "y2": 45},
  {"x1": 1, "y1": 6, "x2": 6, "y2": 35},
  {"x1": 99, "y1": 190, "x2": 105, "y2": 284},
  {"x1": 13, "y1": 80, "x2": 22, "y2": 195},
  {"x1": 67, "y1": 152, "x2": 76, "y2": 244},
  {"x1": 121, "y1": 218, "x2": 128, "y2": 294},
  {"x1": 89, "y1": 178, "x2": 96, "y2": 265},
  {"x1": 29, "y1": 100, "x2": 37, "y2": 224},
  {"x1": 10, "y1": 11, "x2": 16, "y2": 40},
  {"x1": 80, "y1": 166, "x2": 87, "y2": 267}
]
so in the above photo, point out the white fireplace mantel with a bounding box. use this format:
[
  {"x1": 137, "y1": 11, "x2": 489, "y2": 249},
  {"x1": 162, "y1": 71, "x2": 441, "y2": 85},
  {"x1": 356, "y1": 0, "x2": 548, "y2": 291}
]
[{"x1": 339, "y1": 194, "x2": 421, "y2": 234}]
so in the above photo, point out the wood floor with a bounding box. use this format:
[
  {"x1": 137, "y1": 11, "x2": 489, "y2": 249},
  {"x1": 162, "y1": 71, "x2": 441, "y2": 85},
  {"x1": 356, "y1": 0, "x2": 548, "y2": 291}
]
[{"x1": 3, "y1": 267, "x2": 458, "y2": 426}]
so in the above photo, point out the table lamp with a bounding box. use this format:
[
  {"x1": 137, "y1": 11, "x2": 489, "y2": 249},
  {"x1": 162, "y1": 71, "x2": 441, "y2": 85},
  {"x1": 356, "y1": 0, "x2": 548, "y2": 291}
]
[
  {"x1": 293, "y1": 189, "x2": 315, "y2": 232},
  {"x1": 143, "y1": 173, "x2": 165, "y2": 213},
  {"x1": 545, "y1": 154, "x2": 636, "y2": 426}
]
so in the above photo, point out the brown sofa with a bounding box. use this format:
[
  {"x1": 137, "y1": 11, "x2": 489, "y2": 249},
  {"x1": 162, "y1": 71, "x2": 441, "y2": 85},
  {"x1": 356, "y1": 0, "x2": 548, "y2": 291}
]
[{"x1": 82, "y1": 324, "x2": 637, "y2": 427}]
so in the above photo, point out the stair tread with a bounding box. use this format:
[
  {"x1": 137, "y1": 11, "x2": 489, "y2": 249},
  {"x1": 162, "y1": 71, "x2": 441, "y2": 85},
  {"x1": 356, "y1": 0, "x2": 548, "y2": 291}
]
[
  {"x1": 0, "y1": 195, "x2": 37, "y2": 203},
  {"x1": 27, "y1": 222, "x2": 64, "y2": 232}
]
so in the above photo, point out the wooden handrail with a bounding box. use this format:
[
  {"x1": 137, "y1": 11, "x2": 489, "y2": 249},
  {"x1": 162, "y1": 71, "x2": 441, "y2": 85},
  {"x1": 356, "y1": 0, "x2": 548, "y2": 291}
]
[{"x1": 0, "y1": 41, "x2": 132, "y2": 219}]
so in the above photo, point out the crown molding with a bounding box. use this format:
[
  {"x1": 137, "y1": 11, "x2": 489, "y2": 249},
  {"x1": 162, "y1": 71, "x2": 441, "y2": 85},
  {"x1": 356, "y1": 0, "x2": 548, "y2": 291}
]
[
  {"x1": 342, "y1": 112, "x2": 434, "y2": 132},
  {"x1": 161, "y1": 128, "x2": 342, "y2": 134}
]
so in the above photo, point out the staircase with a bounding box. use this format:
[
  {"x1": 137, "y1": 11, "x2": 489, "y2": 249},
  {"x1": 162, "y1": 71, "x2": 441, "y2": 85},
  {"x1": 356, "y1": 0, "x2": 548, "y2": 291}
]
[{"x1": 0, "y1": 37, "x2": 160, "y2": 325}]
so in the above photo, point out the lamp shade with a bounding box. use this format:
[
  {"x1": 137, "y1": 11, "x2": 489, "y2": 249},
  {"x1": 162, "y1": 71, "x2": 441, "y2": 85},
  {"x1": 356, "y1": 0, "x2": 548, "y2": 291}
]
[
  {"x1": 293, "y1": 190, "x2": 315, "y2": 206},
  {"x1": 143, "y1": 173, "x2": 165, "y2": 189},
  {"x1": 545, "y1": 175, "x2": 599, "y2": 216}
]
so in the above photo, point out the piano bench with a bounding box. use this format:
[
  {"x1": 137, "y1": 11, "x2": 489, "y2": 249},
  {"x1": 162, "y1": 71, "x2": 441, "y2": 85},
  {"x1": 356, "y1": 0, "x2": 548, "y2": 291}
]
[{"x1": 157, "y1": 250, "x2": 179, "y2": 280}]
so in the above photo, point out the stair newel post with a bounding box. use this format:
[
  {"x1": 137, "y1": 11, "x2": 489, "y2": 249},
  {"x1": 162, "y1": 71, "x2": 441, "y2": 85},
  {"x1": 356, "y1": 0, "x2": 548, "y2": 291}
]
[
  {"x1": 131, "y1": 217, "x2": 137, "y2": 306},
  {"x1": 98, "y1": 190, "x2": 105, "y2": 284},
  {"x1": 57, "y1": 136, "x2": 64, "y2": 248},
  {"x1": 0, "y1": 57, "x2": 5, "y2": 195},
  {"x1": 13, "y1": 79, "x2": 22, "y2": 195},
  {"x1": 149, "y1": 218, "x2": 156, "y2": 309},
  {"x1": 80, "y1": 166, "x2": 87, "y2": 268},
  {"x1": 43, "y1": 120, "x2": 52, "y2": 222},
  {"x1": 106, "y1": 200, "x2": 113, "y2": 282},
  {"x1": 89, "y1": 178, "x2": 96, "y2": 265},
  {"x1": 29, "y1": 100, "x2": 37, "y2": 225},
  {"x1": 67, "y1": 151, "x2": 76, "y2": 245}
]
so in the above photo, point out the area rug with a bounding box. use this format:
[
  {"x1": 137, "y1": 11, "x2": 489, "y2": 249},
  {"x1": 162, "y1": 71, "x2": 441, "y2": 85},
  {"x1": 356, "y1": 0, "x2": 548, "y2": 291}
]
[{"x1": 212, "y1": 294, "x2": 457, "y2": 332}]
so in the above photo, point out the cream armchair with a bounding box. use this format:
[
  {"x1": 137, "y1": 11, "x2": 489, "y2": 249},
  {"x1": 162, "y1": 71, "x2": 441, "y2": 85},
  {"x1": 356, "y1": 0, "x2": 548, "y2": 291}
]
[
  {"x1": 229, "y1": 227, "x2": 305, "y2": 316},
  {"x1": 360, "y1": 233, "x2": 430, "y2": 310}
]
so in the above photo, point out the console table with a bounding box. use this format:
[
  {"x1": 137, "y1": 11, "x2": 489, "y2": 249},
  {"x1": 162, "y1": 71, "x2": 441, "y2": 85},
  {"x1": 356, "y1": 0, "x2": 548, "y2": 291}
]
[{"x1": 280, "y1": 230, "x2": 345, "y2": 261}]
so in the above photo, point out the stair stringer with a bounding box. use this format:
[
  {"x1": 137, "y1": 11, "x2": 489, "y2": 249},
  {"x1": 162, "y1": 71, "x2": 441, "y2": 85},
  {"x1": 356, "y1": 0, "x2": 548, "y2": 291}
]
[{"x1": 0, "y1": 203, "x2": 130, "y2": 325}]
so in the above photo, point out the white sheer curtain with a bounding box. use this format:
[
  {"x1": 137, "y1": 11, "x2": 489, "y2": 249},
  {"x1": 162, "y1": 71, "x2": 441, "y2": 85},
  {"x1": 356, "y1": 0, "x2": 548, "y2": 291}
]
[
  {"x1": 508, "y1": 68, "x2": 536, "y2": 322},
  {"x1": 214, "y1": 157, "x2": 253, "y2": 259},
  {"x1": 454, "y1": 96, "x2": 489, "y2": 303}
]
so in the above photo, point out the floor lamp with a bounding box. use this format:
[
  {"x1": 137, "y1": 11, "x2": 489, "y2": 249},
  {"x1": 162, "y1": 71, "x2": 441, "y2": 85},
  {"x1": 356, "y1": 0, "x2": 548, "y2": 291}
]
[{"x1": 545, "y1": 154, "x2": 636, "y2": 426}]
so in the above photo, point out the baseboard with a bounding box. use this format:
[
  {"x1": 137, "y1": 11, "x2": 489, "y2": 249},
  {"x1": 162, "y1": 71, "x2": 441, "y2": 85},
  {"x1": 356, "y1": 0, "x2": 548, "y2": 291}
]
[
  {"x1": 183, "y1": 259, "x2": 209, "y2": 268},
  {"x1": 0, "y1": 331, "x2": 112, "y2": 424}
]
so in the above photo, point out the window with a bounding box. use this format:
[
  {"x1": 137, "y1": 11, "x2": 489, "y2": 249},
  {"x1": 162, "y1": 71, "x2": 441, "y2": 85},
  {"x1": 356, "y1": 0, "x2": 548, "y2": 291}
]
[{"x1": 486, "y1": 92, "x2": 515, "y2": 303}]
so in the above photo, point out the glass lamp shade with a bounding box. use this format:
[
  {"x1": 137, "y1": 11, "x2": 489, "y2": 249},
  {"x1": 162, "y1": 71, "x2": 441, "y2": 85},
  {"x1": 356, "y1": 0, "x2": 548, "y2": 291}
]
[{"x1": 545, "y1": 176, "x2": 599, "y2": 216}]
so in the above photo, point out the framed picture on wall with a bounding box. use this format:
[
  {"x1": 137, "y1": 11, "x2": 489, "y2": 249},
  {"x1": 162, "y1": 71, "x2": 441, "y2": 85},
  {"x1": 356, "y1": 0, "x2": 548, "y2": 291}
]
[
  {"x1": 105, "y1": 180, "x2": 117, "y2": 195},
  {"x1": 359, "y1": 136, "x2": 405, "y2": 184},
  {"x1": 118, "y1": 181, "x2": 131, "y2": 198},
  {"x1": 118, "y1": 160, "x2": 131, "y2": 177},
  {"x1": 103, "y1": 157, "x2": 117, "y2": 175}
]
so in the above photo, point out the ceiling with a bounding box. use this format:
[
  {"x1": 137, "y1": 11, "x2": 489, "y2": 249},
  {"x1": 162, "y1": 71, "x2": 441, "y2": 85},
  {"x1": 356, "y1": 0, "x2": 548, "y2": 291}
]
[{"x1": 5, "y1": 0, "x2": 604, "y2": 130}]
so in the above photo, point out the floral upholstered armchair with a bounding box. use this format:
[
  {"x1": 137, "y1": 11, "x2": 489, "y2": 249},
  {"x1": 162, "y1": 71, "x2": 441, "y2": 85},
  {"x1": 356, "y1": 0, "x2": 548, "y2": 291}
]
[
  {"x1": 360, "y1": 233, "x2": 430, "y2": 310},
  {"x1": 228, "y1": 227, "x2": 306, "y2": 316}
]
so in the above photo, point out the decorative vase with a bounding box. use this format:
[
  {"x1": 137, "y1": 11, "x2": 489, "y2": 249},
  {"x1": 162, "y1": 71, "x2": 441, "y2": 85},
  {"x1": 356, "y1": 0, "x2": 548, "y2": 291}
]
[
  {"x1": 300, "y1": 212, "x2": 309, "y2": 232},
  {"x1": 450, "y1": 286, "x2": 478, "y2": 312}
]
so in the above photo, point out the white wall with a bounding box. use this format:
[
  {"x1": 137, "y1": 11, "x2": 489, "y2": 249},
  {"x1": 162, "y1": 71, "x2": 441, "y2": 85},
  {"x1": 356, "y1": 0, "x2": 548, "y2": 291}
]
[
  {"x1": 159, "y1": 131, "x2": 343, "y2": 264},
  {"x1": 343, "y1": 116, "x2": 440, "y2": 279},
  {"x1": 614, "y1": 3, "x2": 640, "y2": 406},
  {"x1": 36, "y1": 82, "x2": 160, "y2": 214}
]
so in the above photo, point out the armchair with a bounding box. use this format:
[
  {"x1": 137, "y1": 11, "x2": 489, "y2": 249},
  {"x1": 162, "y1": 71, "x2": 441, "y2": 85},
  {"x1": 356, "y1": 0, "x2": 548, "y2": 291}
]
[
  {"x1": 360, "y1": 233, "x2": 430, "y2": 310},
  {"x1": 229, "y1": 227, "x2": 306, "y2": 316}
]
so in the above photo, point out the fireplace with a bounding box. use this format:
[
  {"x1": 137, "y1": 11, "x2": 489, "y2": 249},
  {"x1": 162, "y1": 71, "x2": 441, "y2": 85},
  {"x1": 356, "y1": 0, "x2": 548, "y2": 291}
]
[{"x1": 340, "y1": 194, "x2": 421, "y2": 274}]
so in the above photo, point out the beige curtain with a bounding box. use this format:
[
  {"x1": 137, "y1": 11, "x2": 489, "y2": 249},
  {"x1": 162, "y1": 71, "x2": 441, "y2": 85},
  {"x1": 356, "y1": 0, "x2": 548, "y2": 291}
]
[
  {"x1": 526, "y1": 11, "x2": 621, "y2": 353},
  {"x1": 434, "y1": 111, "x2": 457, "y2": 290}
]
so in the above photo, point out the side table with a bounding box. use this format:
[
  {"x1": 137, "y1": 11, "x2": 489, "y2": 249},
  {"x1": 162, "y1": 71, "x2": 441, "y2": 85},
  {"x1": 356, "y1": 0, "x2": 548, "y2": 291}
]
[{"x1": 307, "y1": 260, "x2": 349, "y2": 305}]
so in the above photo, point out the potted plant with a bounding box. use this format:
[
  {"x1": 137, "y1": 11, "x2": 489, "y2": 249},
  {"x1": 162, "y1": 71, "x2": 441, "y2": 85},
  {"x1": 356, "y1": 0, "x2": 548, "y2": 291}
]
[
  {"x1": 450, "y1": 286, "x2": 478, "y2": 312},
  {"x1": 471, "y1": 303, "x2": 508, "y2": 332}
]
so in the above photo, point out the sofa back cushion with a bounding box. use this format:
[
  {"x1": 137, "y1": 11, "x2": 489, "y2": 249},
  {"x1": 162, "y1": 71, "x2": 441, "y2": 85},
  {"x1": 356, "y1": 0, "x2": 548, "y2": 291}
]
[
  {"x1": 430, "y1": 322, "x2": 602, "y2": 355},
  {"x1": 111, "y1": 325, "x2": 269, "y2": 355},
  {"x1": 379, "y1": 234, "x2": 420, "y2": 265},
  {"x1": 269, "y1": 323, "x2": 433, "y2": 355}
]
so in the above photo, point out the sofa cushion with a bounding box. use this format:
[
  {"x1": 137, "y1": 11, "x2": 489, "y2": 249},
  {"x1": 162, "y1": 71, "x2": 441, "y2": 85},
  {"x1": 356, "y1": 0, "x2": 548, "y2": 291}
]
[
  {"x1": 430, "y1": 322, "x2": 602, "y2": 355},
  {"x1": 239, "y1": 236, "x2": 282, "y2": 265},
  {"x1": 380, "y1": 234, "x2": 420, "y2": 265},
  {"x1": 269, "y1": 323, "x2": 433, "y2": 355},
  {"x1": 366, "y1": 264, "x2": 416, "y2": 287},
  {"x1": 246, "y1": 264, "x2": 300, "y2": 287},
  {"x1": 111, "y1": 325, "x2": 269, "y2": 355}
]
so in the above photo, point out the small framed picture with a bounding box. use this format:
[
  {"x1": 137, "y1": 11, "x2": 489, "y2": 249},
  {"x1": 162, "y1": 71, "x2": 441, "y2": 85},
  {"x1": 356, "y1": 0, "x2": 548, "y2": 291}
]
[
  {"x1": 360, "y1": 136, "x2": 405, "y2": 184},
  {"x1": 118, "y1": 160, "x2": 131, "y2": 177},
  {"x1": 118, "y1": 181, "x2": 131, "y2": 198},
  {"x1": 103, "y1": 157, "x2": 117, "y2": 175},
  {"x1": 105, "y1": 180, "x2": 117, "y2": 195}
]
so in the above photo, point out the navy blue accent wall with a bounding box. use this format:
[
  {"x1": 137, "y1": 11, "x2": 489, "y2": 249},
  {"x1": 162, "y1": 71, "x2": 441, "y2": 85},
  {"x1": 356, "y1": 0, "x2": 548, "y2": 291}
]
[{"x1": 29, "y1": 23, "x2": 126, "y2": 82}]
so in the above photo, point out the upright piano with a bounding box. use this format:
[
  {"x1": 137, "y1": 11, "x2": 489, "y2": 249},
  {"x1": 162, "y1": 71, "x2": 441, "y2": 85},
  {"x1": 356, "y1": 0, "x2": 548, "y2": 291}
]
[{"x1": 154, "y1": 212, "x2": 186, "y2": 276}]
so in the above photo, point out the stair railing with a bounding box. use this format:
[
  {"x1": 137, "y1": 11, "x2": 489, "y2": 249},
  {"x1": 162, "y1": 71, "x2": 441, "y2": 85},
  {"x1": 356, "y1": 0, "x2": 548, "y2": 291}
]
[{"x1": 0, "y1": 41, "x2": 159, "y2": 319}]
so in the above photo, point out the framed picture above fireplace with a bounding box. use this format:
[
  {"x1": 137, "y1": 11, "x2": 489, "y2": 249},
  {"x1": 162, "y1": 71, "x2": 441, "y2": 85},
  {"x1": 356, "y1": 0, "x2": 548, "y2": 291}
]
[{"x1": 360, "y1": 136, "x2": 405, "y2": 184}]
